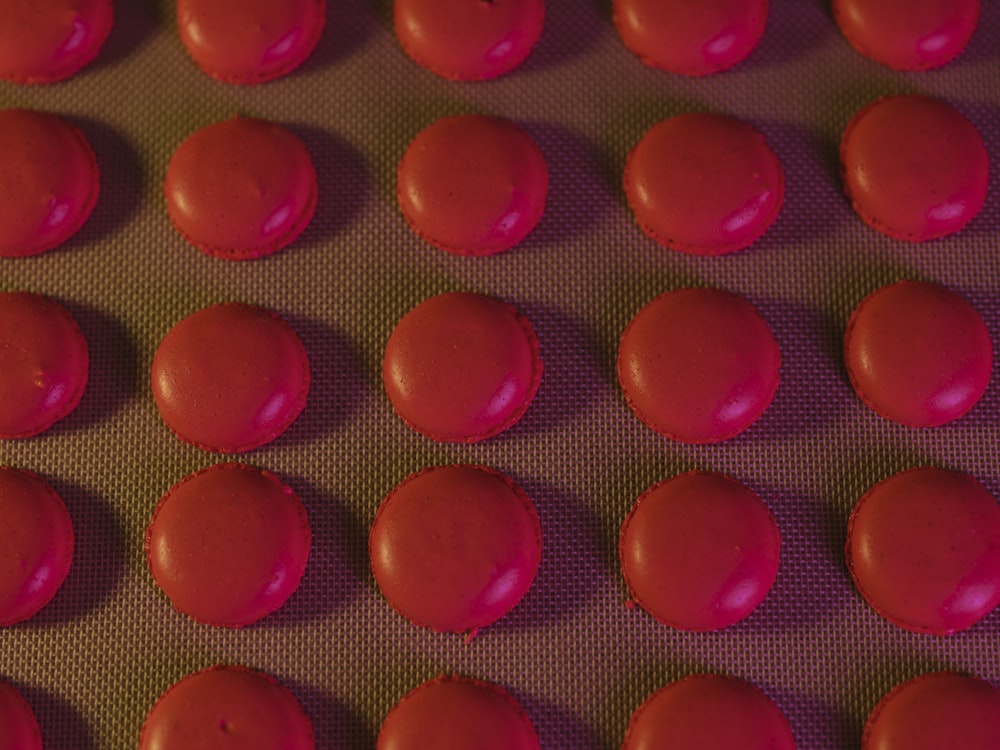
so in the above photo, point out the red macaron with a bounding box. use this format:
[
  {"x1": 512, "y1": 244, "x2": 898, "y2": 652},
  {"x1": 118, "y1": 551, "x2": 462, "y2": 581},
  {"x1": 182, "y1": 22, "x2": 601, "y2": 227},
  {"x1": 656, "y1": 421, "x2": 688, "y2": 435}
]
[
  {"x1": 378, "y1": 675, "x2": 540, "y2": 750},
  {"x1": 383, "y1": 292, "x2": 543, "y2": 443},
  {"x1": 620, "y1": 472, "x2": 780, "y2": 631},
  {"x1": 613, "y1": 0, "x2": 769, "y2": 76},
  {"x1": 617, "y1": 287, "x2": 781, "y2": 443},
  {"x1": 146, "y1": 464, "x2": 311, "y2": 628},
  {"x1": 840, "y1": 95, "x2": 988, "y2": 241},
  {"x1": 862, "y1": 672, "x2": 1000, "y2": 750},
  {"x1": 846, "y1": 467, "x2": 1000, "y2": 635},
  {"x1": 140, "y1": 665, "x2": 315, "y2": 749},
  {"x1": 0, "y1": 109, "x2": 100, "y2": 258},
  {"x1": 151, "y1": 302, "x2": 310, "y2": 453},
  {"x1": 624, "y1": 113, "x2": 784, "y2": 255},
  {"x1": 0, "y1": 0, "x2": 113, "y2": 84},
  {"x1": 397, "y1": 115, "x2": 548, "y2": 257},
  {"x1": 623, "y1": 674, "x2": 796, "y2": 750},
  {"x1": 370, "y1": 464, "x2": 542, "y2": 637},
  {"x1": 833, "y1": 0, "x2": 980, "y2": 71},
  {"x1": 165, "y1": 117, "x2": 318, "y2": 260},
  {"x1": 394, "y1": 0, "x2": 544, "y2": 80},
  {"x1": 844, "y1": 280, "x2": 992, "y2": 428},
  {"x1": 177, "y1": 0, "x2": 326, "y2": 84}
]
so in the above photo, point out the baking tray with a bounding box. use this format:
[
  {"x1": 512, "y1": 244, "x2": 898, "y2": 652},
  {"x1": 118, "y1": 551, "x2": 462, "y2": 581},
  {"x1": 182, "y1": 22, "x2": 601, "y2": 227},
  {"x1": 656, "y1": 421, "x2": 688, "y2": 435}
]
[{"x1": 1, "y1": 1, "x2": 999, "y2": 747}]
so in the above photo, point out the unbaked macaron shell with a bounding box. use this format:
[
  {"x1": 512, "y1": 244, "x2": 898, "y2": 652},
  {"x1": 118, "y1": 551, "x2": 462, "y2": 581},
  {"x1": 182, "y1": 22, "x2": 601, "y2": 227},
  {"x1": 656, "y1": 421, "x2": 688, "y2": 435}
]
[
  {"x1": 370, "y1": 465, "x2": 542, "y2": 636},
  {"x1": 145, "y1": 464, "x2": 311, "y2": 628},
  {"x1": 0, "y1": 0, "x2": 113, "y2": 84},
  {"x1": 397, "y1": 114, "x2": 548, "y2": 256},
  {"x1": 840, "y1": 95, "x2": 989, "y2": 241},
  {"x1": 862, "y1": 672, "x2": 1000, "y2": 750},
  {"x1": 833, "y1": 0, "x2": 980, "y2": 71},
  {"x1": 624, "y1": 112, "x2": 784, "y2": 255},
  {"x1": 620, "y1": 472, "x2": 780, "y2": 631},
  {"x1": 0, "y1": 292, "x2": 89, "y2": 439},
  {"x1": 377, "y1": 675, "x2": 540, "y2": 750},
  {"x1": 846, "y1": 467, "x2": 1000, "y2": 635},
  {"x1": 0, "y1": 467, "x2": 74, "y2": 626},
  {"x1": 165, "y1": 117, "x2": 318, "y2": 260},
  {"x1": 623, "y1": 674, "x2": 796, "y2": 750},
  {"x1": 0, "y1": 679, "x2": 42, "y2": 750},
  {"x1": 0, "y1": 109, "x2": 100, "y2": 258},
  {"x1": 617, "y1": 287, "x2": 781, "y2": 443},
  {"x1": 177, "y1": 0, "x2": 326, "y2": 84},
  {"x1": 613, "y1": 0, "x2": 769, "y2": 75},
  {"x1": 394, "y1": 0, "x2": 544, "y2": 81},
  {"x1": 844, "y1": 280, "x2": 992, "y2": 427},
  {"x1": 140, "y1": 665, "x2": 314, "y2": 750},
  {"x1": 382, "y1": 292, "x2": 543, "y2": 443},
  {"x1": 152, "y1": 302, "x2": 310, "y2": 453}
]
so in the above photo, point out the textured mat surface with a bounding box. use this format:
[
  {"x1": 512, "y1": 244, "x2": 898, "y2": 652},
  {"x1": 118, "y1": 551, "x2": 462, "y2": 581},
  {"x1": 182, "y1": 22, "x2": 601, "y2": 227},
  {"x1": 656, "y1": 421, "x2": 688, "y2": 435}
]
[{"x1": 1, "y1": 1, "x2": 999, "y2": 748}]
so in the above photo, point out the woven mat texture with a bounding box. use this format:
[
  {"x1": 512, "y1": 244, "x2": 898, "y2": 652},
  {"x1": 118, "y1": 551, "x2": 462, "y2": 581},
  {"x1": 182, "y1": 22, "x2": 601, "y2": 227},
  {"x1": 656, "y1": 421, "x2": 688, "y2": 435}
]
[{"x1": 2, "y1": 1, "x2": 1000, "y2": 748}]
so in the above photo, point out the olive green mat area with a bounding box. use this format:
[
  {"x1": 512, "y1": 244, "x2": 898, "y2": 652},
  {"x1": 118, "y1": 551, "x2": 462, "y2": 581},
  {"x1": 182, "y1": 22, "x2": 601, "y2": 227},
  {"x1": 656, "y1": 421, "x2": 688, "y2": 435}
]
[{"x1": 2, "y1": 1, "x2": 1000, "y2": 748}]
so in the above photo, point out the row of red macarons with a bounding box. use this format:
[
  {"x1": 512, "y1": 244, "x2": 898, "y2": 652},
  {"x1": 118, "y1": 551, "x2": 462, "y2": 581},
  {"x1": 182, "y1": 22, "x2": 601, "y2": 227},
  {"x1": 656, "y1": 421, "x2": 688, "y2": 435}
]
[
  {"x1": 3, "y1": 664, "x2": 999, "y2": 748},
  {"x1": 0, "y1": 91, "x2": 991, "y2": 262},
  {"x1": 0, "y1": 274, "x2": 991, "y2": 453},
  {"x1": 0, "y1": 0, "x2": 986, "y2": 86},
  {"x1": 5, "y1": 457, "x2": 999, "y2": 643}
]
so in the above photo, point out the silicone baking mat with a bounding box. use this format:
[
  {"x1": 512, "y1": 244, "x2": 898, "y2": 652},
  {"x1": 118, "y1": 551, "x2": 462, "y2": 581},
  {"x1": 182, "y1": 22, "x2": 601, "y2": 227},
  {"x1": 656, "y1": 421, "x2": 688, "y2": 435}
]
[{"x1": 2, "y1": 1, "x2": 999, "y2": 748}]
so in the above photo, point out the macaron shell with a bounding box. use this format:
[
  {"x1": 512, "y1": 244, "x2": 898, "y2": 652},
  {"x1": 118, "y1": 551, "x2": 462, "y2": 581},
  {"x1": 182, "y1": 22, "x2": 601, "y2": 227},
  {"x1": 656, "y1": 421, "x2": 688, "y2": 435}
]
[
  {"x1": 624, "y1": 113, "x2": 784, "y2": 255},
  {"x1": 382, "y1": 292, "x2": 543, "y2": 443},
  {"x1": 177, "y1": 0, "x2": 326, "y2": 84},
  {"x1": 151, "y1": 302, "x2": 310, "y2": 453},
  {"x1": 165, "y1": 117, "x2": 318, "y2": 260},
  {"x1": 369, "y1": 465, "x2": 542, "y2": 634},
  {"x1": 833, "y1": 0, "x2": 980, "y2": 70},
  {"x1": 145, "y1": 464, "x2": 311, "y2": 628},
  {"x1": 846, "y1": 467, "x2": 1000, "y2": 635},
  {"x1": 397, "y1": 115, "x2": 548, "y2": 256},
  {"x1": 0, "y1": 679, "x2": 42, "y2": 750},
  {"x1": 862, "y1": 672, "x2": 1000, "y2": 750},
  {"x1": 0, "y1": 0, "x2": 113, "y2": 84},
  {"x1": 840, "y1": 95, "x2": 989, "y2": 241},
  {"x1": 613, "y1": 0, "x2": 769, "y2": 76},
  {"x1": 377, "y1": 675, "x2": 540, "y2": 750},
  {"x1": 844, "y1": 280, "x2": 992, "y2": 427},
  {"x1": 620, "y1": 472, "x2": 780, "y2": 631},
  {"x1": 140, "y1": 665, "x2": 315, "y2": 750},
  {"x1": 0, "y1": 109, "x2": 100, "y2": 258},
  {"x1": 623, "y1": 674, "x2": 796, "y2": 750},
  {"x1": 617, "y1": 287, "x2": 781, "y2": 443},
  {"x1": 0, "y1": 292, "x2": 89, "y2": 439},
  {"x1": 393, "y1": 0, "x2": 544, "y2": 81},
  {"x1": 0, "y1": 467, "x2": 74, "y2": 626}
]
